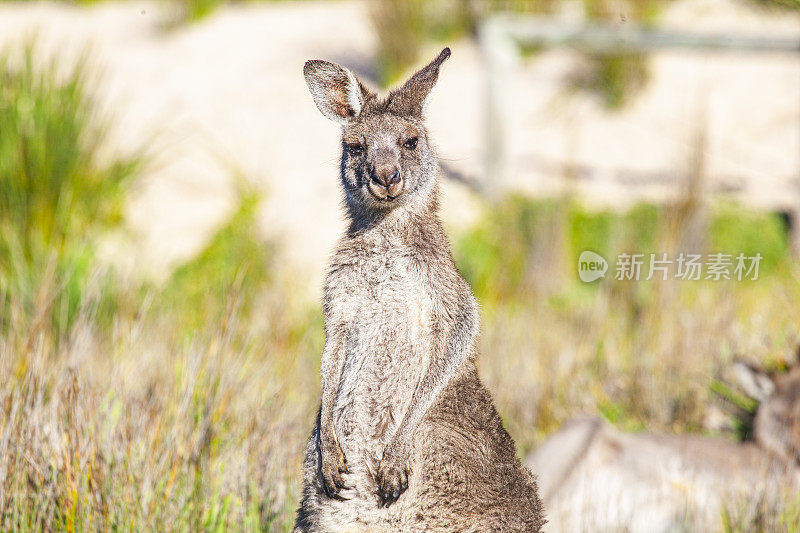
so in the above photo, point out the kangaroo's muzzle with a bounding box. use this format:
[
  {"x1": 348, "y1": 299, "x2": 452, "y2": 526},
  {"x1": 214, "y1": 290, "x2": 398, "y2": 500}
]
[{"x1": 368, "y1": 164, "x2": 404, "y2": 200}]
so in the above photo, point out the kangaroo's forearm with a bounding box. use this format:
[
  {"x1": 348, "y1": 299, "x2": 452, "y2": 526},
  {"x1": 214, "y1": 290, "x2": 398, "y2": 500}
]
[{"x1": 319, "y1": 331, "x2": 346, "y2": 432}]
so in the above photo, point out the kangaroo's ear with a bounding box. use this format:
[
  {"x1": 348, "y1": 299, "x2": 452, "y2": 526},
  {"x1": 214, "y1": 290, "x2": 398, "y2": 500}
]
[
  {"x1": 304, "y1": 60, "x2": 371, "y2": 124},
  {"x1": 388, "y1": 47, "x2": 451, "y2": 117},
  {"x1": 732, "y1": 360, "x2": 775, "y2": 402}
]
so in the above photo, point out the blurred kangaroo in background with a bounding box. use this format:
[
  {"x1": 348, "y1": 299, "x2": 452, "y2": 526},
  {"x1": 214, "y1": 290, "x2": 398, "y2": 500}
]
[
  {"x1": 527, "y1": 355, "x2": 800, "y2": 532},
  {"x1": 294, "y1": 48, "x2": 545, "y2": 533}
]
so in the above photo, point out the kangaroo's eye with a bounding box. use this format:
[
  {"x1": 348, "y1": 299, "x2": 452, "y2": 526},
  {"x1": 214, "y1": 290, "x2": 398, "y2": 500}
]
[
  {"x1": 346, "y1": 144, "x2": 364, "y2": 157},
  {"x1": 403, "y1": 137, "x2": 418, "y2": 150}
]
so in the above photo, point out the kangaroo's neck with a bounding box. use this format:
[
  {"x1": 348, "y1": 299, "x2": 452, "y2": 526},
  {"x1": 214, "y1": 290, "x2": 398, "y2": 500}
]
[{"x1": 345, "y1": 182, "x2": 444, "y2": 246}]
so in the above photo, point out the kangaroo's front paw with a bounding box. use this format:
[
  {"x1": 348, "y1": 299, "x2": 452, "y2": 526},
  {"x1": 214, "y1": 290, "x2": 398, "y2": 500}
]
[
  {"x1": 376, "y1": 439, "x2": 411, "y2": 508},
  {"x1": 320, "y1": 431, "x2": 349, "y2": 499}
]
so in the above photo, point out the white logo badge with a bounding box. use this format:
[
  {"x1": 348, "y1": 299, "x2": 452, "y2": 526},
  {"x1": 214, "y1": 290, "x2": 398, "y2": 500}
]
[{"x1": 578, "y1": 251, "x2": 608, "y2": 282}]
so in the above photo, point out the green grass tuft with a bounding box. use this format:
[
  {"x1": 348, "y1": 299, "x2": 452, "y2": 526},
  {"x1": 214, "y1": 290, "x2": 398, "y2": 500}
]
[{"x1": 0, "y1": 44, "x2": 139, "y2": 336}]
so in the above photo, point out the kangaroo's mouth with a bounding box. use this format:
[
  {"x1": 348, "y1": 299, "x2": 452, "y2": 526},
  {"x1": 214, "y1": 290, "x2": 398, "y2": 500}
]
[{"x1": 368, "y1": 178, "x2": 404, "y2": 201}]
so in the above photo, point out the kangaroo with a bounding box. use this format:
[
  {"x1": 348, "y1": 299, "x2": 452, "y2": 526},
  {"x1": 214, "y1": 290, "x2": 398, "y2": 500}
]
[
  {"x1": 526, "y1": 358, "x2": 800, "y2": 532},
  {"x1": 294, "y1": 48, "x2": 545, "y2": 533}
]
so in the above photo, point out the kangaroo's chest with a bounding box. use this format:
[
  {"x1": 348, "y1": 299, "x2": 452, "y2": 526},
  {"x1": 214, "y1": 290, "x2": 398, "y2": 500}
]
[
  {"x1": 330, "y1": 248, "x2": 435, "y2": 451},
  {"x1": 347, "y1": 251, "x2": 433, "y2": 342}
]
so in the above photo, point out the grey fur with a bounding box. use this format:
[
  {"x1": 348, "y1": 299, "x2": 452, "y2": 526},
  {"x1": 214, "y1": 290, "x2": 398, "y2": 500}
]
[
  {"x1": 738, "y1": 357, "x2": 800, "y2": 465},
  {"x1": 295, "y1": 48, "x2": 545, "y2": 532}
]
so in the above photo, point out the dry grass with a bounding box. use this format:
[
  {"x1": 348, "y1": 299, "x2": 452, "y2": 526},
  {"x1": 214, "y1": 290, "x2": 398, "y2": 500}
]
[
  {"x1": 0, "y1": 270, "x2": 323, "y2": 530},
  {"x1": 479, "y1": 267, "x2": 800, "y2": 453},
  {"x1": 2, "y1": 196, "x2": 798, "y2": 531}
]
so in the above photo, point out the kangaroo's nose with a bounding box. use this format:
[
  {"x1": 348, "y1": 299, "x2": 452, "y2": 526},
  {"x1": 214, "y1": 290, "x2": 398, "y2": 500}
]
[{"x1": 371, "y1": 165, "x2": 400, "y2": 188}]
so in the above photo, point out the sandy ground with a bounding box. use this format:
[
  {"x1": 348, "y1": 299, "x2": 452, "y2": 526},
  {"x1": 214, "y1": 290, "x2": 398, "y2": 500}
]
[{"x1": 0, "y1": 0, "x2": 798, "y2": 293}]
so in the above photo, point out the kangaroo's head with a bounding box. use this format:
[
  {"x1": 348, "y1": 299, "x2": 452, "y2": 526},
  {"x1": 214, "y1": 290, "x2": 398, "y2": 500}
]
[
  {"x1": 734, "y1": 353, "x2": 800, "y2": 464},
  {"x1": 303, "y1": 48, "x2": 450, "y2": 218}
]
